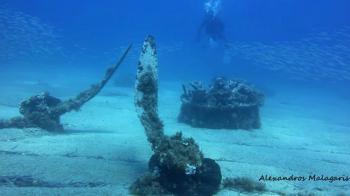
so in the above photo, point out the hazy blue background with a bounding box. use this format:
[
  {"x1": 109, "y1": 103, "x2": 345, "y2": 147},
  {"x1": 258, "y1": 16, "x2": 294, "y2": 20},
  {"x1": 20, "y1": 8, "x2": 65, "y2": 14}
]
[
  {"x1": 6, "y1": 0, "x2": 349, "y2": 41},
  {"x1": 1, "y1": 0, "x2": 350, "y2": 93}
]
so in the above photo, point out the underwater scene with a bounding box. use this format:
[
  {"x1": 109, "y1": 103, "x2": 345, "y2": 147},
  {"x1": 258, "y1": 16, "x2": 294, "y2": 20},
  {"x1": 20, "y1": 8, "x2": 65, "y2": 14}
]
[{"x1": 0, "y1": 0, "x2": 349, "y2": 195}]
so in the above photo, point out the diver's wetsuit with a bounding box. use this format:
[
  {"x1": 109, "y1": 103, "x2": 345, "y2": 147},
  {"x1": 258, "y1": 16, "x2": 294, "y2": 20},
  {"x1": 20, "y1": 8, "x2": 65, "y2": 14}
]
[{"x1": 198, "y1": 12, "x2": 226, "y2": 43}]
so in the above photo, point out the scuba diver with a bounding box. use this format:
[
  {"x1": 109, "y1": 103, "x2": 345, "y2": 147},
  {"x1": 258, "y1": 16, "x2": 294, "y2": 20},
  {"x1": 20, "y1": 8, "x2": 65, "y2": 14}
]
[
  {"x1": 197, "y1": 0, "x2": 232, "y2": 64},
  {"x1": 197, "y1": 0, "x2": 227, "y2": 47}
]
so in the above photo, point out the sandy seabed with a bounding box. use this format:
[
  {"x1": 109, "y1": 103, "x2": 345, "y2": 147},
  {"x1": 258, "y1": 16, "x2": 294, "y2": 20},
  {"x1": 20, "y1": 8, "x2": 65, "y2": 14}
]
[{"x1": 0, "y1": 81, "x2": 349, "y2": 196}]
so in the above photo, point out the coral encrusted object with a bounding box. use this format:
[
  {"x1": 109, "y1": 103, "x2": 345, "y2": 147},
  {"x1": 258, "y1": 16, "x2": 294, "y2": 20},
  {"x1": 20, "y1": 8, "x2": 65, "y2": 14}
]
[
  {"x1": 131, "y1": 35, "x2": 221, "y2": 196},
  {"x1": 178, "y1": 77, "x2": 264, "y2": 130},
  {"x1": 0, "y1": 44, "x2": 132, "y2": 131}
]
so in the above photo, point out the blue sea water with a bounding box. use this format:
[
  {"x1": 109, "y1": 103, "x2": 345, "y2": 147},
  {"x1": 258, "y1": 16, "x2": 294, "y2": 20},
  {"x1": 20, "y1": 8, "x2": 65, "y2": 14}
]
[{"x1": 0, "y1": 0, "x2": 349, "y2": 195}]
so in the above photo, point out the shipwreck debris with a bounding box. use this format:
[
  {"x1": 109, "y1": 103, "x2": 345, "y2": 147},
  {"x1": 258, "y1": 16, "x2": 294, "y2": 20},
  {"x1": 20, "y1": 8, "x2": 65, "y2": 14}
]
[
  {"x1": 131, "y1": 35, "x2": 221, "y2": 196},
  {"x1": 222, "y1": 177, "x2": 266, "y2": 193},
  {"x1": 178, "y1": 77, "x2": 264, "y2": 130},
  {"x1": 0, "y1": 44, "x2": 132, "y2": 131},
  {"x1": 0, "y1": 175, "x2": 106, "y2": 188}
]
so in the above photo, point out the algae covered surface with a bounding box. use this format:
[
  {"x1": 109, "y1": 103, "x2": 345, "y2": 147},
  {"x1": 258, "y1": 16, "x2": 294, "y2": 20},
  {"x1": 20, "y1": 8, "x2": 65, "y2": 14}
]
[{"x1": 1, "y1": 0, "x2": 350, "y2": 195}]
